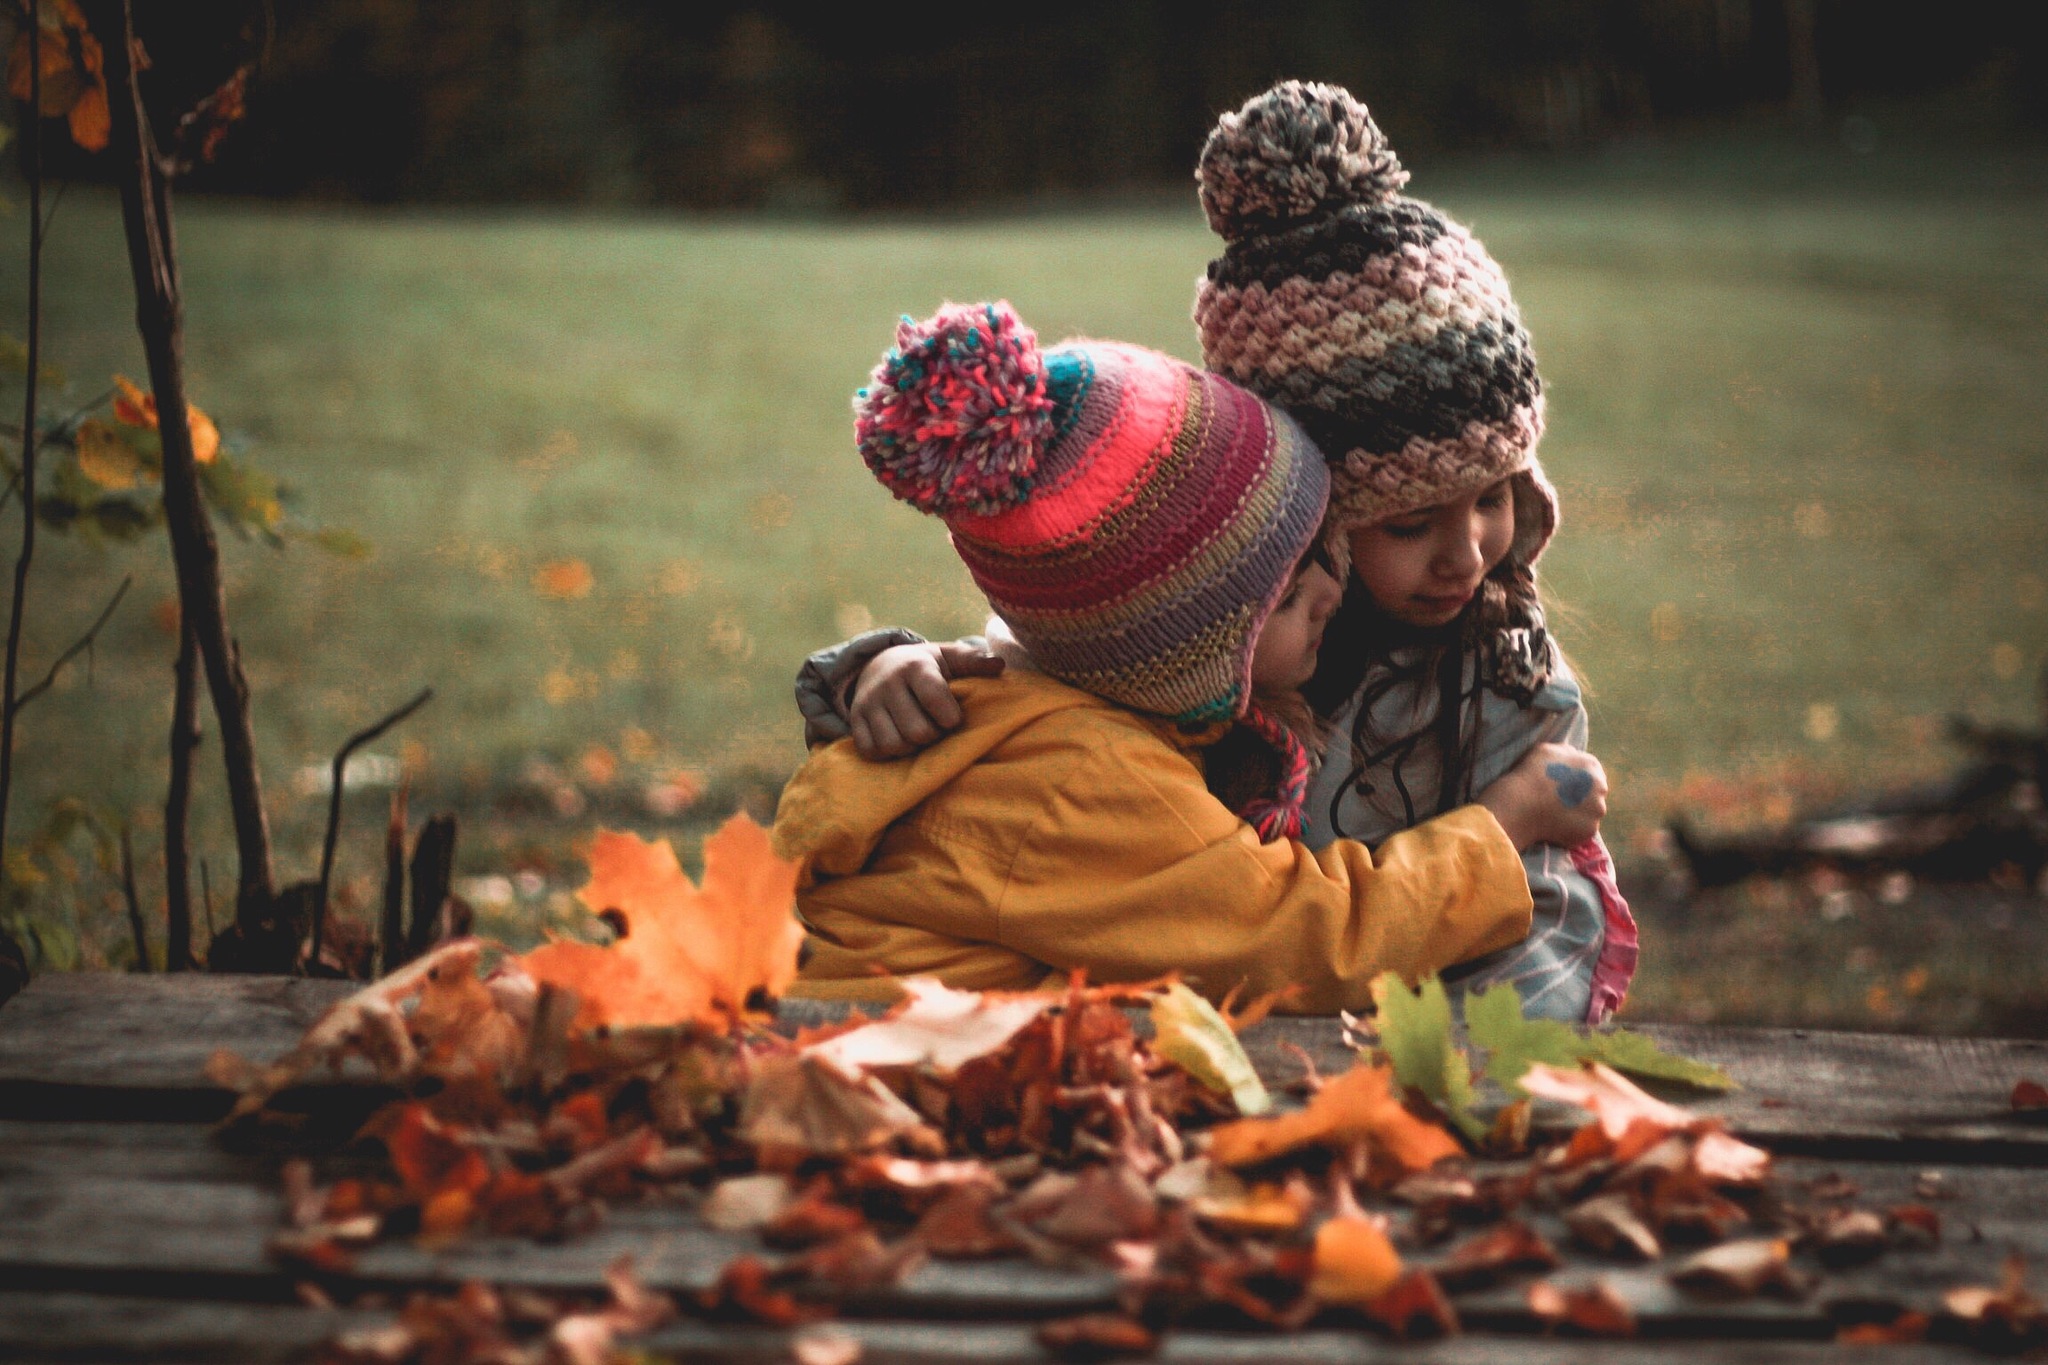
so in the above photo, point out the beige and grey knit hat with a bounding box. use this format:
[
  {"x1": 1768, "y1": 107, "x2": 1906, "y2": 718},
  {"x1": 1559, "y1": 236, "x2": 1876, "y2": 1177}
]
[{"x1": 1192, "y1": 80, "x2": 1557, "y2": 572}]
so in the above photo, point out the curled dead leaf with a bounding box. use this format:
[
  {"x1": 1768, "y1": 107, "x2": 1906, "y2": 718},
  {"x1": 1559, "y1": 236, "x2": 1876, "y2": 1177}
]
[
  {"x1": 805, "y1": 978, "x2": 1049, "y2": 1078},
  {"x1": 1811, "y1": 1207, "x2": 1888, "y2": 1269},
  {"x1": 1206, "y1": 1063, "x2": 1460, "y2": 1176},
  {"x1": 1670, "y1": 1238, "x2": 1810, "y2": 1298},
  {"x1": 738, "y1": 1052, "x2": 924, "y2": 1157},
  {"x1": 1564, "y1": 1193, "x2": 1661, "y2": 1260},
  {"x1": 1431, "y1": 1220, "x2": 1558, "y2": 1291},
  {"x1": 1527, "y1": 1278, "x2": 1636, "y2": 1336}
]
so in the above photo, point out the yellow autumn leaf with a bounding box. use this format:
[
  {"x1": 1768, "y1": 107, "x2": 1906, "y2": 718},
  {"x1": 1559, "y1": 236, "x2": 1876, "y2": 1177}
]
[
  {"x1": 189, "y1": 406, "x2": 221, "y2": 464},
  {"x1": 110, "y1": 373, "x2": 219, "y2": 463},
  {"x1": 74, "y1": 418, "x2": 143, "y2": 490}
]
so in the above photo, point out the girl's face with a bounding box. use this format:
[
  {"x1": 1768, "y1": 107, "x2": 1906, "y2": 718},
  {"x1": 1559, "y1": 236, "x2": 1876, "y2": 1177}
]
[
  {"x1": 1250, "y1": 556, "x2": 1344, "y2": 691},
  {"x1": 1347, "y1": 478, "x2": 1516, "y2": 628}
]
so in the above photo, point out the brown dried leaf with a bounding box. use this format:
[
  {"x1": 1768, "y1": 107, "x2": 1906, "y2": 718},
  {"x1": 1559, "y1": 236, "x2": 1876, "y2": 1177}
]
[
  {"x1": 1812, "y1": 1207, "x2": 1888, "y2": 1269},
  {"x1": 1035, "y1": 1312, "x2": 1158, "y2": 1361},
  {"x1": 1432, "y1": 1220, "x2": 1559, "y2": 1291},
  {"x1": 736, "y1": 1053, "x2": 924, "y2": 1156},
  {"x1": 1527, "y1": 1278, "x2": 1636, "y2": 1336},
  {"x1": 912, "y1": 1182, "x2": 1019, "y2": 1258},
  {"x1": 1360, "y1": 1269, "x2": 1460, "y2": 1340},
  {"x1": 806, "y1": 977, "x2": 1050, "y2": 1077},
  {"x1": 1671, "y1": 1238, "x2": 1810, "y2": 1298},
  {"x1": 700, "y1": 1173, "x2": 793, "y2": 1232},
  {"x1": 1565, "y1": 1193, "x2": 1661, "y2": 1260},
  {"x1": 1837, "y1": 1311, "x2": 1930, "y2": 1344}
]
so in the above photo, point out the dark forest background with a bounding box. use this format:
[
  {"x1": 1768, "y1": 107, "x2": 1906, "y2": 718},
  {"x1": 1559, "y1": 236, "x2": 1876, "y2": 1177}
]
[{"x1": 66, "y1": 0, "x2": 2048, "y2": 210}]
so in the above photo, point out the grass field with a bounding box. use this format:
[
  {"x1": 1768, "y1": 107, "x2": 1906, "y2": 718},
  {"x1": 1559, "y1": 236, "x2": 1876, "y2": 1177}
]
[{"x1": 2, "y1": 123, "x2": 2045, "y2": 1026}]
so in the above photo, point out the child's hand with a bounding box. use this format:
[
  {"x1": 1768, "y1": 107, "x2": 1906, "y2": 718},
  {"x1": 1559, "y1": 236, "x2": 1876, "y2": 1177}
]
[
  {"x1": 849, "y1": 642, "x2": 1005, "y2": 759},
  {"x1": 1478, "y1": 742, "x2": 1608, "y2": 851}
]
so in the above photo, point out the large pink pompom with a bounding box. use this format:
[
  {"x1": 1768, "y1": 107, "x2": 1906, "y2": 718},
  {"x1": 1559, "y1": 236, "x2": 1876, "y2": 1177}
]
[{"x1": 854, "y1": 300, "x2": 1055, "y2": 516}]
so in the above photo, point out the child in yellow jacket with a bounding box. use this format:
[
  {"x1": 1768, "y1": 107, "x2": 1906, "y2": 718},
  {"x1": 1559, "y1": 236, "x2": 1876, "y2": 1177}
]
[{"x1": 772, "y1": 301, "x2": 1604, "y2": 1012}]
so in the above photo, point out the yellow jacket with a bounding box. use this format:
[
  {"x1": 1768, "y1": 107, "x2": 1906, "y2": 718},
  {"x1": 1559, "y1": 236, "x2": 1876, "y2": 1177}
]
[{"x1": 771, "y1": 671, "x2": 1533, "y2": 1014}]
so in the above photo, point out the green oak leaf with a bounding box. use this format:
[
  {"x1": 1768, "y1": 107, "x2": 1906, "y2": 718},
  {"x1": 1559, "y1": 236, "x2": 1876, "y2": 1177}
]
[
  {"x1": 1369, "y1": 972, "x2": 1483, "y2": 1139},
  {"x1": 1465, "y1": 981, "x2": 1734, "y2": 1092}
]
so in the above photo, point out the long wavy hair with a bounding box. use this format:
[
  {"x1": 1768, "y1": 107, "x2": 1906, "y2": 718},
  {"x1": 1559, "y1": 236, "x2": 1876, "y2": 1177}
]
[{"x1": 1296, "y1": 547, "x2": 1555, "y2": 839}]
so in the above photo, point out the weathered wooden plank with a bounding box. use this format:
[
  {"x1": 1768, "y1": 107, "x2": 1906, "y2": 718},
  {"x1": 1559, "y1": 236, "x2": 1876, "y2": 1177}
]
[
  {"x1": 0, "y1": 974, "x2": 355, "y2": 1120},
  {"x1": 0, "y1": 1292, "x2": 1995, "y2": 1365},
  {"x1": 1, "y1": 1157, "x2": 2037, "y2": 1334},
  {"x1": 0, "y1": 1122, "x2": 275, "y2": 1184},
  {"x1": 0, "y1": 1293, "x2": 377, "y2": 1363}
]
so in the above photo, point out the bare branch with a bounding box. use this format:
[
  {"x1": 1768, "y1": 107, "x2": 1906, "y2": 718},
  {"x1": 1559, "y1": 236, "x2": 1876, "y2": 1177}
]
[
  {"x1": 312, "y1": 686, "x2": 434, "y2": 967},
  {"x1": 120, "y1": 825, "x2": 150, "y2": 972},
  {"x1": 164, "y1": 623, "x2": 201, "y2": 970},
  {"x1": 0, "y1": 11, "x2": 49, "y2": 889},
  {"x1": 13, "y1": 576, "x2": 133, "y2": 712}
]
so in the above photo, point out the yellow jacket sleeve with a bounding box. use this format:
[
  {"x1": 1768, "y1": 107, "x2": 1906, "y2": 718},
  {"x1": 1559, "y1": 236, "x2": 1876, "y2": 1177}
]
[{"x1": 991, "y1": 729, "x2": 1534, "y2": 1014}]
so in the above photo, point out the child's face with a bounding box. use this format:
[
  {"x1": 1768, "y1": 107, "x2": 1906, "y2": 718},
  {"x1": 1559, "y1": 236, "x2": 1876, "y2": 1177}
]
[
  {"x1": 1347, "y1": 478, "x2": 1516, "y2": 628},
  {"x1": 1250, "y1": 557, "x2": 1344, "y2": 691}
]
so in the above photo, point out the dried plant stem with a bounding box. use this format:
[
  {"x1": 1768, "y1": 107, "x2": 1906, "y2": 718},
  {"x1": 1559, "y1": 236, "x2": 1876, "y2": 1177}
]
[
  {"x1": 381, "y1": 784, "x2": 409, "y2": 974},
  {"x1": 313, "y1": 687, "x2": 433, "y2": 967},
  {"x1": 120, "y1": 825, "x2": 149, "y2": 971},
  {"x1": 11, "y1": 576, "x2": 131, "y2": 712},
  {"x1": 164, "y1": 623, "x2": 201, "y2": 970}
]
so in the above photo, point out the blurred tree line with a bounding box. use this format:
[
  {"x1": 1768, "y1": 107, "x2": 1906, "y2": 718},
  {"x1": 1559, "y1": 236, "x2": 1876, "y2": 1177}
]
[{"x1": 25, "y1": 0, "x2": 2048, "y2": 207}]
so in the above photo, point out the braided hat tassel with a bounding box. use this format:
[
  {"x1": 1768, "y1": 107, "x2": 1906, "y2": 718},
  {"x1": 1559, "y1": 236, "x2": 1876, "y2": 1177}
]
[{"x1": 1236, "y1": 702, "x2": 1312, "y2": 843}]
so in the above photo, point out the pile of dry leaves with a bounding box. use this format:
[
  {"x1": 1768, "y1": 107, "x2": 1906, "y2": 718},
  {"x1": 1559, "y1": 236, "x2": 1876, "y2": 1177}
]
[{"x1": 209, "y1": 814, "x2": 2043, "y2": 1364}]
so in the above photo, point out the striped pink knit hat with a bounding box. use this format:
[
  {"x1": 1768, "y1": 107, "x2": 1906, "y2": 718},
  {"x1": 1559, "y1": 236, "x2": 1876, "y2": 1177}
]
[{"x1": 854, "y1": 301, "x2": 1330, "y2": 838}]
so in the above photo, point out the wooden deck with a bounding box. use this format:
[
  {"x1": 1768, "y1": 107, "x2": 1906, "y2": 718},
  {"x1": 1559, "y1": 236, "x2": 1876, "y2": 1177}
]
[{"x1": 3, "y1": 973, "x2": 2045, "y2": 1362}]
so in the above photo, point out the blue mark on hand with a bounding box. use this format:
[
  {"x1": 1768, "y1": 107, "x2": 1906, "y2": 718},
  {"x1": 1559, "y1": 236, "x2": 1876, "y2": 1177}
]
[{"x1": 1546, "y1": 762, "x2": 1595, "y2": 809}]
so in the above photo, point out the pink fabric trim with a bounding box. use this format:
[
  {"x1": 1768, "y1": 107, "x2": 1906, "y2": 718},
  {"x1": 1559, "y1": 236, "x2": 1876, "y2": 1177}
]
[{"x1": 1571, "y1": 833, "x2": 1638, "y2": 1026}]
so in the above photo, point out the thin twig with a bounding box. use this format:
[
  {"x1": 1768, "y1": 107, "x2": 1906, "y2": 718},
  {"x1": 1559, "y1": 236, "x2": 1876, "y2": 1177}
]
[
  {"x1": 0, "y1": 386, "x2": 120, "y2": 448},
  {"x1": 13, "y1": 575, "x2": 132, "y2": 712},
  {"x1": 200, "y1": 857, "x2": 217, "y2": 946},
  {"x1": 0, "y1": 5, "x2": 47, "y2": 893},
  {"x1": 380, "y1": 781, "x2": 408, "y2": 974},
  {"x1": 312, "y1": 686, "x2": 433, "y2": 968},
  {"x1": 164, "y1": 622, "x2": 200, "y2": 970},
  {"x1": 38, "y1": 179, "x2": 67, "y2": 242},
  {"x1": 120, "y1": 825, "x2": 150, "y2": 971}
]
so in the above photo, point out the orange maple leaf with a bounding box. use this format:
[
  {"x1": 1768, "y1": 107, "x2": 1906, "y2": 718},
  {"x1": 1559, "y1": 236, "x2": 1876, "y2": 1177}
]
[
  {"x1": 518, "y1": 813, "x2": 802, "y2": 1031},
  {"x1": 110, "y1": 374, "x2": 220, "y2": 463},
  {"x1": 1206, "y1": 1063, "x2": 1461, "y2": 1176}
]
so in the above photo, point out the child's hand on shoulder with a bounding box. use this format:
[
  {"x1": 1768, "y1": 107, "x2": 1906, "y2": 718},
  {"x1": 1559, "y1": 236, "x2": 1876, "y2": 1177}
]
[
  {"x1": 1478, "y1": 742, "x2": 1608, "y2": 851},
  {"x1": 849, "y1": 641, "x2": 1004, "y2": 759}
]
